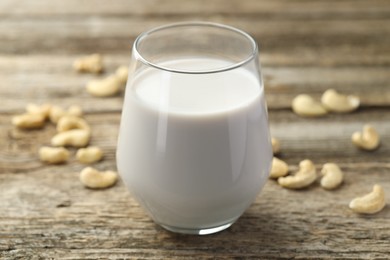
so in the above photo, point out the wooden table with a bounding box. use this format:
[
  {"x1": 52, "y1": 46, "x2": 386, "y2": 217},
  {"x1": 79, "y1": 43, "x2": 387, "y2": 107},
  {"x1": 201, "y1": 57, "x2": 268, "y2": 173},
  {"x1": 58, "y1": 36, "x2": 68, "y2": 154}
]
[{"x1": 1, "y1": 1, "x2": 390, "y2": 259}]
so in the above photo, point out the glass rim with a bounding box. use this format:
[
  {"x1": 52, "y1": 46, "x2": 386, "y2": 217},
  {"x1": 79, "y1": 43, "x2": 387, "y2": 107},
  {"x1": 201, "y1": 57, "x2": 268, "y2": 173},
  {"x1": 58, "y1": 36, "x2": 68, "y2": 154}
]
[{"x1": 133, "y1": 21, "x2": 258, "y2": 74}]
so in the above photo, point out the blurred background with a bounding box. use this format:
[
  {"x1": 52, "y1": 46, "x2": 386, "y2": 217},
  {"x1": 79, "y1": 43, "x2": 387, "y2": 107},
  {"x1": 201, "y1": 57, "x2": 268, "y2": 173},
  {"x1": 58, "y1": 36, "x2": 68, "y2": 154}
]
[{"x1": 1, "y1": 0, "x2": 389, "y2": 110}]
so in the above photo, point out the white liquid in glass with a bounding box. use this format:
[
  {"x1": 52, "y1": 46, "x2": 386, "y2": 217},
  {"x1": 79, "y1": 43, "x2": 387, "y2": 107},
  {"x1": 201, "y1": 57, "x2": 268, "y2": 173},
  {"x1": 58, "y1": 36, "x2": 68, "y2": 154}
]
[{"x1": 117, "y1": 58, "x2": 272, "y2": 229}]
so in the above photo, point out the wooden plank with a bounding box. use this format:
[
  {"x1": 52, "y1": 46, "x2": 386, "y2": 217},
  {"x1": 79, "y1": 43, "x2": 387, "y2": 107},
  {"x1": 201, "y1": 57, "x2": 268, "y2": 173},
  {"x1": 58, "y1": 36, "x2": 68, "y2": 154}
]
[
  {"x1": 0, "y1": 55, "x2": 389, "y2": 112},
  {"x1": 2, "y1": 17, "x2": 390, "y2": 38},
  {"x1": 2, "y1": 44, "x2": 390, "y2": 69},
  {"x1": 1, "y1": 16, "x2": 390, "y2": 55},
  {"x1": 1, "y1": 0, "x2": 390, "y2": 18},
  {"x1": 264, "y1": 67, "x2": 390, "y2": 108},
  {"x1": 1, "y1": 108, "x2": 389, "y2": 174},
  {"x1": 268, "y1": 109, "x2": 390, "y2": 163},
  {"x1": 4, "y1": 36, "x2": 389, "y2": 65},
  {"x1": 4, "y1": 36, "x2": 389, "y2": 57},
  {"x1": 260, "y1": 47, "x2": 390, "y2": 67},
  {"x1": 1, "y1": 161, "x2": 389, "y2": 258}
]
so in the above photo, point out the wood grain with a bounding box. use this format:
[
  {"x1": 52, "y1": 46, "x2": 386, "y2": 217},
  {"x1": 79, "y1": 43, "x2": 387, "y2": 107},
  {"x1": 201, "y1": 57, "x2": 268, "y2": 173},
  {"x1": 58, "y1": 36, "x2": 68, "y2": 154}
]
[
  {"x1": 1, "y1": 164, "x2": 389, "y2": 259},
  {"x1": 0, "y1": 56, "x2": 389, "y2": 112},
  {"x1": 1, "y1": 16, "x2": 390, "y2": 56},
  {"x1": 1, "y1": 0, "x2": 390, "y2": 259},
  {"x1": 1, "y1": 0, "x2": 390, "y2": 17}
]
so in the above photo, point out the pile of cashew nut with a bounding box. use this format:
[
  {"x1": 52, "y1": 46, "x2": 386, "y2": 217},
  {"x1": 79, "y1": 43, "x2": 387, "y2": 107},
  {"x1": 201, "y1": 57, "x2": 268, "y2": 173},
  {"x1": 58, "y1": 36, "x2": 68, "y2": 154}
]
[
  {"x1": 283, "y1": 87, "x2": 385, "y2": 214},
  {"x1": 290, "y1": 88, "x2": 381, "y2": 151},
  {"x1": 10, "y1": 55, "x2": 130, "y2": 189},
  {"x1": 12, "y1": 102, "x2": 117, "y2": 189},
  {"x1": 270, "y1": 137, "x2": 386, "y2": 214},
  {"x1": 270, "y1": 137, "x2": 344, "y2": 190}
]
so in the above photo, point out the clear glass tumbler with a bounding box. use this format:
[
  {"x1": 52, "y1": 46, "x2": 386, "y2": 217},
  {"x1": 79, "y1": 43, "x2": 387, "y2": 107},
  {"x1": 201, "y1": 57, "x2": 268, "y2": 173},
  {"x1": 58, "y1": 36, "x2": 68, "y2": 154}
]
[{"x1": 117, "y1": 22, "x2": 272, "y2": 235}]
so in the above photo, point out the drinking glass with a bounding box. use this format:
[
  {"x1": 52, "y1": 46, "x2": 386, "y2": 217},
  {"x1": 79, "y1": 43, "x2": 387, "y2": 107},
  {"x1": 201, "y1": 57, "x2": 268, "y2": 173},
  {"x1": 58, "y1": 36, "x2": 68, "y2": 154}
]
[{"x1": 117, "y1": 22, "x2": 272, "y2": 235}]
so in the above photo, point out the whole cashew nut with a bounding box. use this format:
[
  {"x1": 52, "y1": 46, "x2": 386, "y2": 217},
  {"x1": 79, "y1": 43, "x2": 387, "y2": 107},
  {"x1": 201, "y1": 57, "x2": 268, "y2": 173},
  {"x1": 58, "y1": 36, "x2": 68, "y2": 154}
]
[
  {"x1": 12, "y1": 113, "x2": 46, "y2": 129},
  {"x1": 51, "y1": 129, "x2": 91, "y2": 147},
  {"x1": 73, "y1": 53, "x2": 103, "y2": 74},
  {"x1": 352, "y1": 124, "x2": 380, "y2": 151},
  {"x1": 271, "y1": 137, "x2": 281, "y2": 155},
  {"x1": 321, "y1": 89, "x2": 360, "y2": 113},
  {"x1": 292, "y1": 94, "x2": 328, "y2": 117},
  {"x1": 80, "y1": 167, "x2": 118, "y2": 189},
  {"x1": 39, "y1": 146, "x2": 69, "y2": 164},
  {"x1": 349, "y1": 185, "x2": 386, "y2": 214},
  {"x1": 320, "y1": 163, "x2": 344, "y2": 190},
  {"x1": 57, "y1": 115, "x2": 90, "y2": 133},
  {"x1": 76, "y1": 146, "x2": 104, "y2": 164},
  {"x1": 278, "y1": 159, "x2": 317, "y2": 189},
  {"x1": 86, "y1": 75, "x2": 121, "y2": 97},
  {"x1": 269, "y1": 157, "x2": 289, "y2": 179}
]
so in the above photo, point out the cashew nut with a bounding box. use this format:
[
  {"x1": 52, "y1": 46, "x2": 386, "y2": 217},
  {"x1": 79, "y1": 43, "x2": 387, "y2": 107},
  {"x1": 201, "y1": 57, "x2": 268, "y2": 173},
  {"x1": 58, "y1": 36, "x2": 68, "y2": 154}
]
[
  {"x1": 271, "y1": 137, "x2": 281, "y2": 154},
  {"x1": 39, "y1": 146, "x2": 69, "y2": 164},
  {"x1": 269, "y1": 157, "x2": 289, "y2": 179},
  {"x1": 278, "y1": 159, "x2": 317, "y2": 189},
  {"x1": 57, "y1": 115, "x2": 90, "y2": 133},
  {"x1": 321, "y1": 89, "x2": 360, "y2": 113},
  {"x1": 49, "y1": 105, "x2": 83, "y2": 124},
  {"x1": 116, "y1": 65, "x2": 129, "y2": 84},
  {"x1": 80, "y1": 167, "x2": 118, "y2": 189},
  {"x1": 51, "y1": 129, "x2": 90, "y2": 147},
  {"x1": 76, "y1": 146, "x2": 104, "y2": 164},
  {"x1": 292, "y1": 94, "x2": 328, "y2": 117},
  {"x1": 349, "y1": 185, "x2": 386, "y2": 214},
  {"x1": 352, "y1": 124, "x2": 380, "y2": 151},
  {"x1": 12, "y1": 113, "x2": 46, "y2": 129},
  {"x1": 73, "y1": 53, "x2": 103, "y2": 74},
  {"x1": 26, "y1": 103, "x2": 52, "y2": 120},
  {"x1": 320, "y1": 163, "x2": 343, "y2": 190},
  {"x1": 86, "y1": 75, "x2": 121, "y2": 97}
]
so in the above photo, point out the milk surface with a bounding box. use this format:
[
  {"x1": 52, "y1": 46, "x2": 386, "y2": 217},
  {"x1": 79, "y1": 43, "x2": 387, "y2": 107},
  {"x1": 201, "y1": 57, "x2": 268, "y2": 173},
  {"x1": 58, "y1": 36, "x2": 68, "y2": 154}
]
[{"x1": 117, "y1": 58, "x2": 272, "y2": 229}]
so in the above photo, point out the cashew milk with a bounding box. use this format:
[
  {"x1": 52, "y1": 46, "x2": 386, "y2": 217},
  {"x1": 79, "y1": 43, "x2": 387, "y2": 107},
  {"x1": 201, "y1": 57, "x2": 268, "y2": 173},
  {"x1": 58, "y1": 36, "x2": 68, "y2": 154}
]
[{"x1": 117, "y1": 58, "x2": 272, "y2": 229}]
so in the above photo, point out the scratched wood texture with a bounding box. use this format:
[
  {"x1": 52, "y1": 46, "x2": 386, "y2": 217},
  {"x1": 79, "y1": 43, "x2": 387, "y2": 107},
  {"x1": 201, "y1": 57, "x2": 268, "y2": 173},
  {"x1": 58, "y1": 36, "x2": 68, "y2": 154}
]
[{"x1": 1, "y1": 0, "x2": 390, "y2": 259}]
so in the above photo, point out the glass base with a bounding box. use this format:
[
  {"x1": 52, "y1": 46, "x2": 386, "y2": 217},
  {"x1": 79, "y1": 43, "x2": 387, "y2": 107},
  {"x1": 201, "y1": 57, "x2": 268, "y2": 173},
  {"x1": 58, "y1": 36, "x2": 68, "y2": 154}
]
[{"x1": 159, "y1": 221, "x2": 234, "y2": 235}]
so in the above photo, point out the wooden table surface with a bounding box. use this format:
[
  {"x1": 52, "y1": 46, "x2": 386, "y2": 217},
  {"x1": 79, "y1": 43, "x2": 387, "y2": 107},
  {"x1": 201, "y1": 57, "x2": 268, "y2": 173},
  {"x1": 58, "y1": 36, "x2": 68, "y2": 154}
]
[{"x1": 1, "y1": 1, "x2": 390, "y2": 259}]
